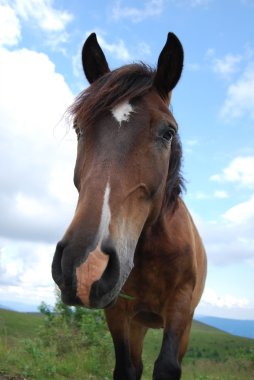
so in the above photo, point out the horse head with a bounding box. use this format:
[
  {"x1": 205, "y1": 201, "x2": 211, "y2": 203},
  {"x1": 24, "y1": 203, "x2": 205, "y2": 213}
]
[{"x1": 52, "y1": 33, "x2": 184, "y2": 309}]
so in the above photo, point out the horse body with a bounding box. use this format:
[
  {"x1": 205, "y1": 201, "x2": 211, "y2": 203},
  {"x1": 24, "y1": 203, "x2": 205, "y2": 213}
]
[
  {"x1": 121, "y1": 199, "x2": 206, "y2": 325},
  {"x1": 105, "y1": 198, "x2": 206, "y2": 379},
  {"x1": 52, "y1": 32, "x2": 207, "y2": 380}
]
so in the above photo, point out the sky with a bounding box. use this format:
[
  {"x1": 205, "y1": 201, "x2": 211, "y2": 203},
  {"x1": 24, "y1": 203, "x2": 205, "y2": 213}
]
[{"x1": 0, "y1": 0, "x2": 253, "y2": 319}]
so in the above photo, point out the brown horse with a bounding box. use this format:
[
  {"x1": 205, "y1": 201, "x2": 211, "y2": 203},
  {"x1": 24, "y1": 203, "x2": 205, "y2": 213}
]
[{"x1": 52, "y1": 32, "x2": 207, "y2": 380}]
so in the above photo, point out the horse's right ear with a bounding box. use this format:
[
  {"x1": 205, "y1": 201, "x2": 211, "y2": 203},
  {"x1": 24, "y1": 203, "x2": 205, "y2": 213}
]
[
  {"x1": 82, "y1": 33, "x2": 110, "y2": 84},
  {"x1": 153, "y1": 32, "x2": 184, "y2": 100}
]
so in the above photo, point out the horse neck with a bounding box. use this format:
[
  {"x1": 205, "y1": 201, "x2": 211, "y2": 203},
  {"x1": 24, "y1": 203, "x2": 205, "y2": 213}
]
[{"x1": 137, "y1": 197, "x2": 180, "y2": 252}]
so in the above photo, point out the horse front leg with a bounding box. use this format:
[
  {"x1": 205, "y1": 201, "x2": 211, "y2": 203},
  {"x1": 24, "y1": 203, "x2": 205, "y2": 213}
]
[
  {"x1": 153, "y1": 329, "x2": 182, "y2": 380},
  {"x1": 129, "y1": 320, "x2": 148, "y2": 380},
  {"x1": 105, "y1": 306, "x2": 136, "y2": 380},
  {"x1": 153, "y1": 291, "x2": 193, "y2": 380}
]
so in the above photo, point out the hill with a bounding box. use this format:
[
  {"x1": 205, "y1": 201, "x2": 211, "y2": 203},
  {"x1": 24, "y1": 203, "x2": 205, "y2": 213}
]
[
  {"x1": 0, "y1": 301, "x2": 38, "y2": 312},
  {"x1": 0, "y1": 308, "x2": 42, "y2": 338},
  {"x1": 0, "y1": 308, "x2": 253, "y2": 380},
  {"x1": 196, "y1": 315, "x2": 254, "y2": 339}
]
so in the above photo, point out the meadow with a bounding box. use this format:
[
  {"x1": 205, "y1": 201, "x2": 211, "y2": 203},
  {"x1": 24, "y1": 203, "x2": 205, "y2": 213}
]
[{"x1": 0, "y1": 300, "x2": 253, "y2": 380}]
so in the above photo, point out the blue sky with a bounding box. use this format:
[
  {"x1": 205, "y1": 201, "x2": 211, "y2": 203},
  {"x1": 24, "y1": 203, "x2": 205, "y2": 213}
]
[{"x1": 0, "y1": 0, "x2": 254, "y2": 319}]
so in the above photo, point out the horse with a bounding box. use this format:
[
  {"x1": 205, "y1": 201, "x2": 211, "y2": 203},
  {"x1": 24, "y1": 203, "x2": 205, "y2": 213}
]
[{"x1": 52, "y1": 32, "x2": 207, "y2": 380}]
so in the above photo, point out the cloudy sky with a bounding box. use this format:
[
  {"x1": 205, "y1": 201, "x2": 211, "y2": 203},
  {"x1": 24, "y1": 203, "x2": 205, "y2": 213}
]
[{"x1": 0, "y1": 0, "x2": 253, "y2": 319}]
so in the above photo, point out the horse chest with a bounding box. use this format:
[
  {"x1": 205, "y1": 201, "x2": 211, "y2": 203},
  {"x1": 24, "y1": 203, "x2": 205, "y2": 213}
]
[{"x1": 123, "y1": 248, "x2": 182, "y2": 313}]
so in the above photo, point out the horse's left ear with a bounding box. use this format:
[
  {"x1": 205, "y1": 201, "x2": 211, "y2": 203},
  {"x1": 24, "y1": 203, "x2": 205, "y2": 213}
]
[
  {"x1": 82, "y1": 33, "x2": 110, "y2": 84},
  {"x1": 153, "y1": 32, "x2": 184, "y2": 100}
]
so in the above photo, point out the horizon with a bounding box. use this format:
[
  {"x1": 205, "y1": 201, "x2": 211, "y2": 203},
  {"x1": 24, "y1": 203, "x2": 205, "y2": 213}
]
[
  {"x1": 0, "y1": 0, "x2": 254, "y2": 321},
  {"x1": 1, "y1": 300, "x2": 254, "y2": 340},
  {"x1": 1, "y1": 299, "x2": 254, "y2": 323}
]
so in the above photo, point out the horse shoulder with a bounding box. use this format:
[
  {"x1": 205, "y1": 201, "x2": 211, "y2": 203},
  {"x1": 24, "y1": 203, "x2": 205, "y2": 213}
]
[
  {"x1": 136, "y1": 198, "x2": 206, "y2": 299},
  {"x1": 164, "y1": 198, "x2": 207, "y2": 306}
]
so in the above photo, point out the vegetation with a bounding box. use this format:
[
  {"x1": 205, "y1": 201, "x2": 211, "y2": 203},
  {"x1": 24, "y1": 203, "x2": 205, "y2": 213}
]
[{"x1": 0, "y1": 294, "x2": 253, "y2": 379}]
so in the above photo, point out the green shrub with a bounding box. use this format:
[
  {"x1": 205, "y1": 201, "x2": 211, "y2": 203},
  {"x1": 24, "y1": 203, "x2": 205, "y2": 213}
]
[{"x1": 36, "y1": 290, "x2": 113, "y2": 378}]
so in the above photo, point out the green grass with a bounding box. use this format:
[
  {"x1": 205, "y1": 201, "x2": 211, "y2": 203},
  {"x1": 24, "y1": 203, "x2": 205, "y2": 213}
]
[
  {"x1": 0, "y1": 308, "x2": 253, "y2": 380},
  {"x1": 0, "y1": 309, "x2": 42, "y2": 339},
  {"x1": 141, "y1": 322, "x2": 254, "y2": 380}
]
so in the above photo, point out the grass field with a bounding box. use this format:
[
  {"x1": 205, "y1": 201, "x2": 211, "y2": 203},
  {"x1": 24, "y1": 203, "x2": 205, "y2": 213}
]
[{"x1": 0, "y1": 308, "x2": 253, "y2": 380}]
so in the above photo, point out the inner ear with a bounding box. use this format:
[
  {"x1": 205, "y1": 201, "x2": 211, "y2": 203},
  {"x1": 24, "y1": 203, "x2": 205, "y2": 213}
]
[
  {"x1": 153, "y1": 32, "x2": 184, "y2": 100},
  {"x1": 82, "y1": 33, "x2": 110, "y2": 84}
]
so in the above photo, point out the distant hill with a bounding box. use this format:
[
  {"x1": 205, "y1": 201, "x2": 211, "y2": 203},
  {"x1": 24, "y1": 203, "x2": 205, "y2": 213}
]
[
  {"x1": 1, "y1": 301, "x2": 253, "y2": 340},
  {"x1": 196, "y1": 316, "x2": 254, "y2": 339},
  {"x1": 0, "y1": 308, "x2": 42, "y2": 338},
  {"x1": 0, "y1": 301, "x2": 38, "y2": 312},
  {"x1": 0, "y1": 304, "x2": 11, "y2": 310}
]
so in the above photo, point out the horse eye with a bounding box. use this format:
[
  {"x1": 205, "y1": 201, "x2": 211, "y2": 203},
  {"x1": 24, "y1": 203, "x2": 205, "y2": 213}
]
[{"x1": 162, "y1": 126, "x2": 176, "y2": 142}]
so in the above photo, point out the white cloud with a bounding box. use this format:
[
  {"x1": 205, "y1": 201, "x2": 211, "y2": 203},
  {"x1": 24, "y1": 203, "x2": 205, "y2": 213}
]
[
  {"x1": 183, "y1": 138, "x2": 199, "y2": 153},
  {"x1": 195, "y1": 191, "x2": 209, "y2": 200},
  {"x1": 191, "y1": 190, "x2": 228, "y2": 201},
  {"x1": 210, "y1": 174, "x2": 221, "y2": 182},
  {"x1": 84, "y1": 30, "x2": 131, "y2": 62},
  {"x1": 0, "y1": 3, "x2": 21, "y2": 46},
  {"x1": 201, "y1": 288, "x2": 250, "y2": 309},
  {"x1": 185, "y1": 139, "x2": 199, "y2": 146},
  {"x1": 13, "y1": 0, "x2": 73, "y2": 32},
  {"x1": 212, "y1": 54, "x2": 242, "y2": 78},
  {"x1": 0, "y1": 239, "x2": 56, "y2": 306},
  {"x1": 112, "y1": 0, "x2": 212, "y2": 23},
  {"x1": 0, "y1": 0, "x2": 73, "y2": 50},
  {"x1": 172, "y1": 0, "x2": 212, "y2": 7},
  {"x1": 223, "y1": 195, "x2": 254, "y2": 224},
  {"x1": 189, "y1": 0, "x2": 212, "y2": 5},
  {"x1": 206, "y1": 48, "x2": 246, "y2": 80},
  {"x1": 214, "y1": 190, "x2": 228, "y2": 199},
  {"x1": 136, "y1": 41, "x2": 151, "y2": 56},
  {"x1": 0, "y1": 46, "x2": 77, "y2": 243},
  {"x1": 193, "y1": 209, "x2": 254, "y2": 266},
  {"x1": 192, "y1": 190, "x2": 228, "y2": 200},
  {"x1": 82, "y1": 29, "x2": 151, "y2": 67},
  {"x1": 72, "y1": 49, "x2": 82, "y2": 78},
  {"x1": 0, "y1": 44, "x2": 78, "y2": 306},
  {"x1": 220, "y1": 63, "x2": 254, "y2": 120},
  {"x1": 97, "y1": 34, "x2": 131, "y2": 61},
  {"x1": 45, "y1": 31, "x2": 70, "y2": 53},
  {"x1": 112, "y1": 0, "x2": 164, "y2": 23},
  {"x1": 211, "y1": 156, "x2": 254, "y2": 187}
]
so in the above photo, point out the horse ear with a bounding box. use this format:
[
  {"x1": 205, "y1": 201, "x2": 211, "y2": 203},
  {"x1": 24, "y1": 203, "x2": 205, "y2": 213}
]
[
  {"x1": 153, "y1": 32, "x2": 184, "y2": 100},
  {"x1": 82, "y1": 33, "x2": 110, "y2": 84}
]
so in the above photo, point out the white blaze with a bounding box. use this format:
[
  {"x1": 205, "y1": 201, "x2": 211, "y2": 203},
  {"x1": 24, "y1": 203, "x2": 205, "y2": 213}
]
[
  {"x1": 98, "y1": 182, "x2": 111, "y2": 244},
  {"x1": 111, "y1": 101, "x2": 133, "y2": 125},
  {"x1": 75, "y1": 182, "x2": 111, "y2": 306}
]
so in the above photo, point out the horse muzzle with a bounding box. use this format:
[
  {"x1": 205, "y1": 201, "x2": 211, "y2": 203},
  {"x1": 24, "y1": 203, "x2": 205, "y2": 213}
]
[{"x1": 52, "y1": 239, "x2": 132, "y2": 308}]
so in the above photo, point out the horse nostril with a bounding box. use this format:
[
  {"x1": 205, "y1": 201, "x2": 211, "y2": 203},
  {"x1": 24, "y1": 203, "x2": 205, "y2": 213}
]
[
  {"x1": 101, "y1": 240, "x2": 115, "y2": 256},
  {"x1": 88, "y1": 243, "x2": 120, "y2": 308},
  {"x1": 52, "y1": 241, "x2": 64, "y2": 287}
]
